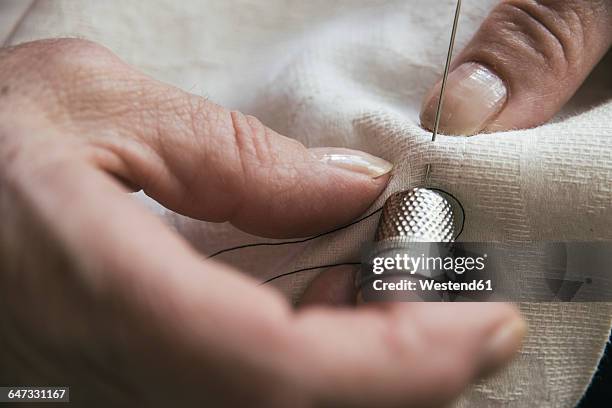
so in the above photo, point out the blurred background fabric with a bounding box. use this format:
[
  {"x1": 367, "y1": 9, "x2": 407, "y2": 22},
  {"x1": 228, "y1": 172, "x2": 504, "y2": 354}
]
[
  {"x1": 0, "y1": 0, "x2": 33, "y2": 43},
  {"x1": 2, "y1": 0, "x2": 612, "y2": 407}
]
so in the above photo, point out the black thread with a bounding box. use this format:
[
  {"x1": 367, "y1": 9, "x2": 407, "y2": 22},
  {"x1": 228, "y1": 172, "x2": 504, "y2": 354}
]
[
  {"x1": 210, "y1": 188, "x2": 465, "y2": 286},
  {"x1": 207, "y1": 208, "x2": 383, "y2": 259},
  {"x1": 260, "y1": 262, "x2": 361, "y2": 285}
]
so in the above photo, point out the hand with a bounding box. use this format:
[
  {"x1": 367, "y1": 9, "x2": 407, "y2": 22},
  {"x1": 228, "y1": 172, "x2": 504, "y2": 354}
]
[
  {"x1": 420, "y1": 0, "x2": 612, "y2": 135},
  {"x1": 0, "y1": 39, "x2": 524, "y2": 407}
]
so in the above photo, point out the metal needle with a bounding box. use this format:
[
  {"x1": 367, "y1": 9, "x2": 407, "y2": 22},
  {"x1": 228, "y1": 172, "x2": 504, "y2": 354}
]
[
  {"x1": 431, "y1": 0, "x2": 462, "y2": 142},
  {"x1": 425, "y1": 0, "x2": 462, "y2": 185}
]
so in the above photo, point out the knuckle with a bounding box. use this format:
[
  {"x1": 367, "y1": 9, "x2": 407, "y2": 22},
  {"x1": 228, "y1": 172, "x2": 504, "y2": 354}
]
[
  {"x1": 228, "y1": 110, "x2": 278, "y2": 171},
  {"x1": 1, "y1": 39, "x2": 129, "y2": 114},
  {"x1": 4, "y1": 39, "x2": 119, "y2": 78},
  {"x1": 39, "y1": 38, "x2": 118, "y2": 72},
  {"x1": 475, "y1": 0, "x2": 587, "y2": 77},
  {"x1": 40, "y1": 39, "x2": 129, "y2": 95},
  {"x1": 507, "y1": 1, "x2": 582, "y2": 67}
]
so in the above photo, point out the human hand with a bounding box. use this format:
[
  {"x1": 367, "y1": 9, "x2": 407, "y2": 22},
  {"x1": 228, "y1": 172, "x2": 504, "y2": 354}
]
[
  {"x1": 420, "y1": 0, "x2": 612, "y2": 135},
  {"x1": 0, "y1": 39, "x2": 524, "y2": 407}
]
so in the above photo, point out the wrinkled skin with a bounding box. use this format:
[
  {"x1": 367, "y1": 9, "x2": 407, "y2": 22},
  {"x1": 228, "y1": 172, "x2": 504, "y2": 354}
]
[{"x1": 0, "y1": 39, "x2": 525, "y2": 407}]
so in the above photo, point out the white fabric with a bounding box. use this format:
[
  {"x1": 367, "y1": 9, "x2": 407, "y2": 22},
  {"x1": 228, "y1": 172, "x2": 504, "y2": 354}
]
[
  {"x1": 4, "y1": 1, "x2": 612, "y2": 406},
  {"x1": 0, "y1": 1, "x2": 33, "y2": 45}
]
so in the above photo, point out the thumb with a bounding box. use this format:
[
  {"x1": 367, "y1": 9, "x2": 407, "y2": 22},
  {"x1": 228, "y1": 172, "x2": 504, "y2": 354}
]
[
  {"x1": 119, "y1": 98, "x2": 393, "y2": 238},
  {"x1": 420, "y1": 0, "x2": 612, "y2": 135},
  {"x1": 36, "y1": 40, "x2": 395, "y2": 238}
]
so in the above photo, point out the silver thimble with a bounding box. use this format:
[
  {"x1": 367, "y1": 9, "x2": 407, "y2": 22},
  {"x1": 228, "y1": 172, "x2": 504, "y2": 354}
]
[
  {"x1": 357, "y1": 188, "x2": 461, "y2": 301},
  {"x1": 375, "y1": 188, "x2": 457, "y2": 243}
]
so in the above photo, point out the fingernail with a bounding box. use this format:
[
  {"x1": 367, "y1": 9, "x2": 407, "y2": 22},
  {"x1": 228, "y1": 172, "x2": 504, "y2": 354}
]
[
  {"x1": 309, "y1": 147, "x2": 393, "y2": 178},
  {"x1": 479, "y1": 317, "x2": 527, "y2": 376},
  {"x1": 420, "y1": 62, "x2": 507, "y2": 135}
]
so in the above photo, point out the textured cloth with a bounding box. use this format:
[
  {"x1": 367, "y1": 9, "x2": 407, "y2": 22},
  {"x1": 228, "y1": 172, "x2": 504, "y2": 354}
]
[{"x1": 3, "y1": 0, "x2": 612, "y2": 407}]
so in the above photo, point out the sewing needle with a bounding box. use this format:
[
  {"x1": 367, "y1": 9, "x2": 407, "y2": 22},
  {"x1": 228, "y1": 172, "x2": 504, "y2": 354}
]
[
  {"x1": 431, "y1": 0, "x2": 462, "y2": 142},
  {"x1": 425, "y1": 0, "x2": 461, "y2": 185}
]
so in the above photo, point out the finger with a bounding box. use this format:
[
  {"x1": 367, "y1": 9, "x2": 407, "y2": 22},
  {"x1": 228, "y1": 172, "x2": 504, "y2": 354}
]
[
  {"x1": 300, "y1": 265, "x2": 358, "y2": 307},
  {"x1": 110, "y1": 102, "x2": 392, "y2": 238},
  {"x1": 38, "y1": 40, "x2": 393, "y2": 238},
  {"x1": 25, "y1": 159, "x2": 520, "y2": 407},
  {"x1": 272, "y1": 250, "x2": 525, "y2": 405},
  {"x1": 420, "y1": 0, "x2": 612, "y2": 135},
  {"x1": 292, "y1": 302, "x2": 526, "y2": 408},
  {"x1": 3, "y1": 145, "x2": 302, "y2": 405},
  {"x1": 3, "y1": 39, "x2": 521, "y2": 408},
  {"x1": 5, "y1": 139, "x2": 524, "y2": 407}
]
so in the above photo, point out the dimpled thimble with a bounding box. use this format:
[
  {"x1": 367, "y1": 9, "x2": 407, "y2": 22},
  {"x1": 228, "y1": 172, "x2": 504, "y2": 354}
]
[{"x1": 375, "y1": 188, "x2": 456, "y2": 243}]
